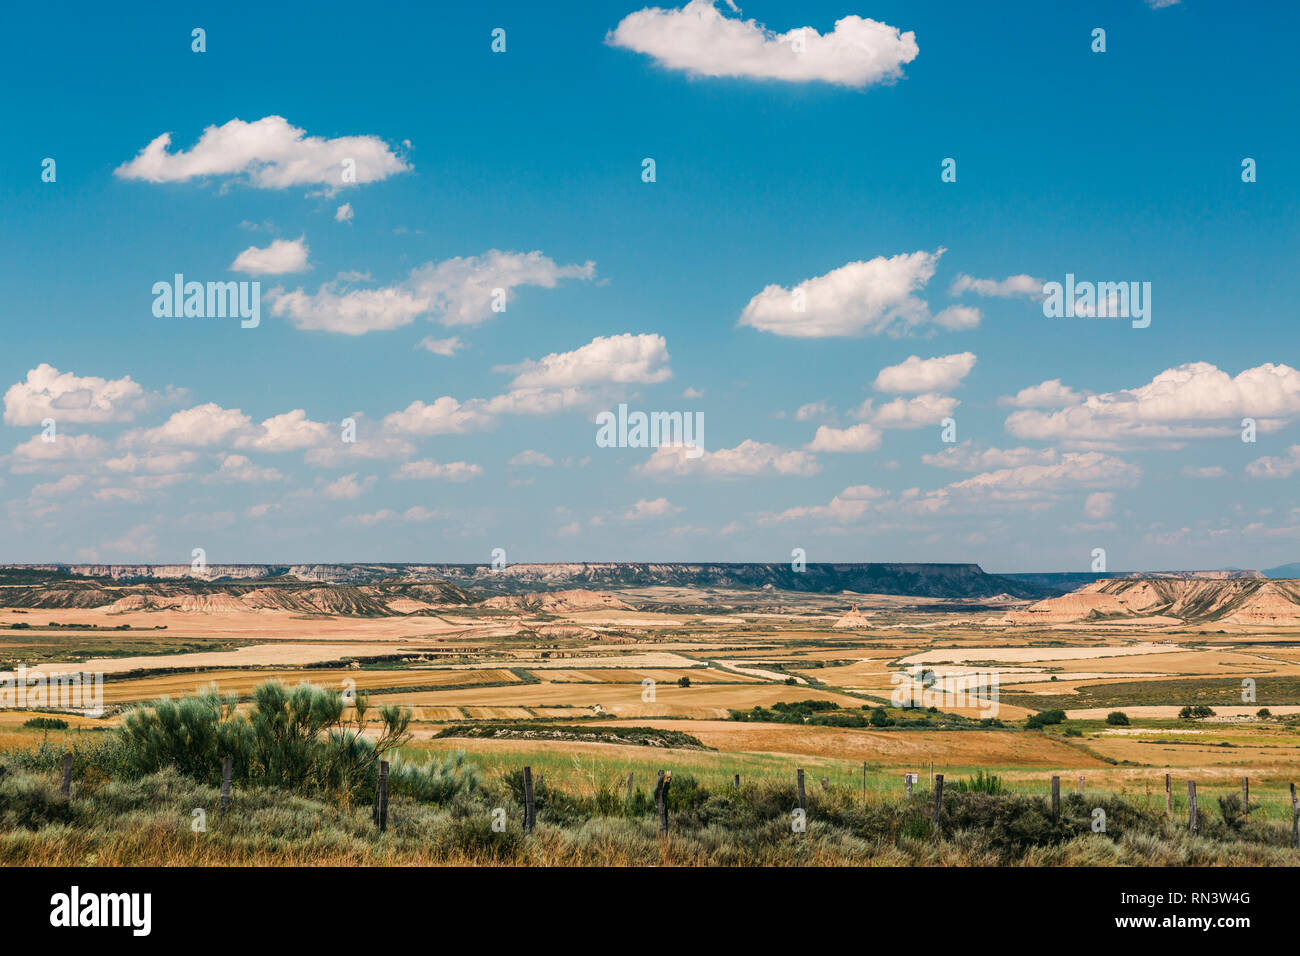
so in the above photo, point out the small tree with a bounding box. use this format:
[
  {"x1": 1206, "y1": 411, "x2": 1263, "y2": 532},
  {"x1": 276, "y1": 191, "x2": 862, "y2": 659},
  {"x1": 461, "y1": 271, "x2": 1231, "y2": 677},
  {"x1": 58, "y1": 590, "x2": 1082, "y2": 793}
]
[{"x1": 1105, "y1": 711, "x2": 1130, "y2": 726}]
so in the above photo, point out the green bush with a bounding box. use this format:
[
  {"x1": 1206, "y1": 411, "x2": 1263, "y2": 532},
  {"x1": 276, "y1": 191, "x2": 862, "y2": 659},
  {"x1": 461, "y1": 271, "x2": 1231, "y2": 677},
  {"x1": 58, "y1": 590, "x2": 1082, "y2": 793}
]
[
  {"x1": 1025, "y1": 709, "x2": 1066, "y2": 729},
  {"x1": 112, "y1": 680, "x2": 437, "y2": 803},
  {"x1": 1105, "y1": 711, "x2": 1130, "y2": 726},
  {"x1": 21, "y1": 717, "x2": 69, "y2": 731}
]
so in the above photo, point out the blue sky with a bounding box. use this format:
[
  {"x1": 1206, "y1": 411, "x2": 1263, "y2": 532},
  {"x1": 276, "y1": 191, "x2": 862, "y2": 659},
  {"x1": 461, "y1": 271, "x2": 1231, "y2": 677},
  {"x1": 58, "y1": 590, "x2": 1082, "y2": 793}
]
[{"x1": 1, "y1": 0, "x2": 1297, "y2": 572}]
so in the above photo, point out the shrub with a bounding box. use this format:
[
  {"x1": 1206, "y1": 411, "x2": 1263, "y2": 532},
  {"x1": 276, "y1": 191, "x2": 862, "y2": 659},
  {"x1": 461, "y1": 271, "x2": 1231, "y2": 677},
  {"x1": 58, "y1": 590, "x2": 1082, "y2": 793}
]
[
  {"x1": 677, "y1": 676, "x2": 691, "y2": 688},
  {"x1": 1025, "y1": 709, "x2": 1066, "y2": 729},
  {"x1": 1257, "y1": 708, "x2": 1272, "y2": 719},
  {"x1": 1105, "y1": 711, "x2": 1130, "y2": 726},
  {"x1": 1178, "y1": 705, "x2": 1216, "y2": 719},
  {"x1": 952, "y1": 769, "x2": 1003, "y2": 794},
  {"x1": 21, "y1": 717, "x2": 68, "y2": 731},
  {"x1": 114, "y1": 680, "x2": 416, "y2": 802}
]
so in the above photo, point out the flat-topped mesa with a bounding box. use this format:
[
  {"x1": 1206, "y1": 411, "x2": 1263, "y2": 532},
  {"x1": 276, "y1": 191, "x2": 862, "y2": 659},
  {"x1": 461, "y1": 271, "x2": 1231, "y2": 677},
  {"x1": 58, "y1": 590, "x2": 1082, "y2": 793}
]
[{"x1": 0, "y1": 562, "x2": 1049, "y2": 600}]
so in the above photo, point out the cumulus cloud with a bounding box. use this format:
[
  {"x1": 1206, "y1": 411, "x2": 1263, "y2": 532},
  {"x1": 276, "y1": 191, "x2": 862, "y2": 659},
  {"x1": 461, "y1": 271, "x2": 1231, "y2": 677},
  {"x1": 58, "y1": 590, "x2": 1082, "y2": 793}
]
[
  {"x1": 949, "y1": 273, "x2": 1043, "y2": 299},
  {"x1": 122, "y1": 404, "x2": 332, "y2": 452},
  {"x1": 1083, "y1": 491, "x2": 1115, "y2": 520},
  {"x1": 922, "y1": 443, "x2": 1059, "y2": 472},
  {"x1": 606, "y1": 0, "x2": 917, "y2": 88},
  {"x1": 874, "y1": 353, "x2": 976, "y2": 393},
  {"x1": 381, "y1": 386, "x2": 594, "y2": 437},
  {"x1": 760, "y1": 484, "x2": 887, "y2": 524},
  {"x1": 211, "y1": 454, "x2": 283, "y2": 483},
  {"x1": 862, "y1": 393, "x2": 958, "y2": 429},
  {"x1": 268, "y1": 250, "x2": 595, "y2": 335},
  {"x1": 321, "y1": 473, "x2": 375, "y2": 500},
  {"x1": 335, "y1": 203, "x2": 354, "y2": 223},
  {"x1": 624, "y1": 497, "x2": 684, "y2": 520},
  {"x1": 416, "y1": 336, "x2": 463, "y2": 357},
  {"x1": 509, "y1": 450, "x2": 555, "y2": 467},
  {"x1": 498, "y1": 333, "x2": 671, "y2": 388},
  {"x1": 637, "y1": 439, "x2": 819, "y2": 479},
  {"x1": 10, "y1": 433, "x2": 109, "y2": 464},
  {"x1": 231, "y1": 236, "x2": 309, "y2": 275},
  {"x1": 738, "y1": 250, "x2": 960, "y2": 338},
  {"x1": 999, "y1": 379, "x2": 1084, "y2": 409},
  {"x1": 4, "y1": 364, "x2": 180, "y2": 426},
  {"x1": 946, "y1": 452, "x2": 1141, "y2": 501},
  {"x1": 392, "y1": 459, "x2": 483, "y2": 482},
  {"x1": 114, "y1": 116, "x2": 410, "y2": 189},
  {"x1": 1005, "y1": 362, "x2": 1300, "y2": 446},
  {"x1": 1246, "y1": 445, "x2": 1300, "y2": 479},
  {"x1": 806, "y1": 423, "x2": 881, "y2": 453}
]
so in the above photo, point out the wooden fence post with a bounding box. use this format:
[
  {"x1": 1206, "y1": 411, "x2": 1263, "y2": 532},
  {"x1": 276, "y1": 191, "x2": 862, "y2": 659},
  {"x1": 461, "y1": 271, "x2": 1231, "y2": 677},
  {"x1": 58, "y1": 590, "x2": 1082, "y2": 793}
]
[
  {"x1": 1165, "y1": 773, "x2": 1172, "y2": 819},
  {"x1": 60, "y1": 752, "x2": 72, "y2": 797},
  {"x1": 1078, "y1": 775, "x2": 1084, "y2": 795},
  {"x1": 626, "y1": 771, "x2": 634, "y2": 802},
  {"x1": 1291, "y1": 783, "x2": 1298, "y2": 849},
  {"x1": 862, "y1": 761, "x2": 867, "y2": 804},
  {"x1": 654, "y1": 770, "x2": 671, "y2": 837},
  {"x1": 796, "y1": 768, "x2": 805, "y2": 810},
  {"x1": 733, "y1": 773, "x2": 740, "y2": 790},
  {"x1": 1241, "y1": 776, "x2": 1249, "y2": 818},
  {"x1": 932, "y1": 774, "x2": 944, "y2": 831},
  {"x1": 219, "y1": 756, "x2": 232, "y2": 817},
  {"x1": 1187, "y1": 780, "x2": 1197, "y2": 836},
  {"x1": 522, "y1": 766, "x2": 536, "y2": 834},
  {"x1": 905, "y1": 773, "x2": 914, "y2": 797},
  {"x1": 375, "y1": 760, "x2": 389, "y2": 832},
  {"x1": 1051, "y1": 776, "x2": 1060, "y2": 819}
]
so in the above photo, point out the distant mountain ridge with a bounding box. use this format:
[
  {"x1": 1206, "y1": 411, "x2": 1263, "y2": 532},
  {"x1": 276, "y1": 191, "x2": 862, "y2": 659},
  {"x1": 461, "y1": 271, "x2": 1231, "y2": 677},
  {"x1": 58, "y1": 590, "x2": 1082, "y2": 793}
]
[{"x1": 0, "y1": 562, "x2": 1050, "y2": 600}]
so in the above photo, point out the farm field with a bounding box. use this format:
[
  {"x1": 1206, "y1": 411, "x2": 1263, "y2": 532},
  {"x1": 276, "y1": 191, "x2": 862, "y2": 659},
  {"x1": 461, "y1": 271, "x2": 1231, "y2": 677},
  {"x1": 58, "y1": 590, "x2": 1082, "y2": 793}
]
[{"x1": 5, "y1": 571, "x2": 1300, "y2": 866}]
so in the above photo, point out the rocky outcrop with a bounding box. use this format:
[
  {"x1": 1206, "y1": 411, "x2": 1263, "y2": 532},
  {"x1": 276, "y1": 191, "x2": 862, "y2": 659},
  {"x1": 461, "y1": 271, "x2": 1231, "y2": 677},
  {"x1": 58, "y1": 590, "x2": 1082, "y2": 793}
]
[{"x1": 1004, "y1": 578, "x2": 1300, "y2": 626}]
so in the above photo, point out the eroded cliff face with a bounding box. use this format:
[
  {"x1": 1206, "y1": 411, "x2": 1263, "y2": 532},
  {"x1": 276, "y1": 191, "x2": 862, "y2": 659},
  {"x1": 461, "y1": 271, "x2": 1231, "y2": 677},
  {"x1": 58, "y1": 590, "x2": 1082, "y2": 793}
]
[{"x1": 1005, "y1": 577, "x2": 1300, "y2": 626}]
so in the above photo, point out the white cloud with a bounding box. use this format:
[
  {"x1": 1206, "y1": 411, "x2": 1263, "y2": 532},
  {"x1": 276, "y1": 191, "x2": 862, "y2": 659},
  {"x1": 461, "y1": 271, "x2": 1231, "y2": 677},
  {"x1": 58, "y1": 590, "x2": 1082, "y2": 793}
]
[
  {"x1": 321, "y1": 473, "x2": 375, "y2": 499},
  {"x1": 211, "y1": 454, "x2": 283, "y2": 483},
  {"x1": 509, "y1": 450, "x2": 555, "y2": 467},
  {"x1": 392, "y1": 459, "x2": 483, "y2": 482},
  {"x1": 104, "y1": 451, "x2": 199, "y2": 474},
  {"x1": 1083, "y1": 491, "x2": 1115, "y2": 520},
  {"x1": 949, "y1": 273, "x2": 1043, "y2": 299},
  {"x1": 268, "y1": 250, "x2": 595, "y2": 335},
  {"x1": 231, "y1": 236, "x2": 309, "y2": 275},
  {"x1": 682, "y1": 387, "x2": 704, "y2": 399},
  {"x1": 624, "y1": 497, "x2": 683, "y2": 520},
  {"x1": 10, "y1": 433, "x2": 109, "y2": 464},
  {"x1": 806, "y1": 423, "x2": 881, "y2": 453},
  {"x1": 1246, "y1": 445, "x2": 1300, "y2": 479},
  {"x1": 638, "y1": 439, "x2": 819, "y2": 479},
  {"x1": 416, "y1": 336, "x2": 463, "y2": 356},
  {"x1": 795, "y1": 401, "x2": 834, "y2": 421},
  {"x1": 122, "y1": 405, "x2": 331, "y2": 452},
  {"x1": 4, "y1": 364, "x2": 178, "y2": 426},
  {"x1": 922, "y1": 443, "x2": 1058, "y2": 472},
  {"x1": 874, "y1": 352, "x2": 976, "y2": 393},
  {"x1": 114, "y1": 116, "x2": 409, "y2": 189},
  {"x1": 499, "y1": 333, "x2": 671, "y2": 388},
  {"x1": 1006, "y1": 362, "x2": 1300, "y2": 446},
  {"x1": 241, "y1": 409, "x2": 333, "y2": 451},
  {"x1": 738, "y1": 250, "x2": 955, "y2": 338},
  {"x1": 863, "y1": 393, "x2": 958, "y2": 429},
  {"x1": 999, "y1": 379, "x2": 1084, "y2": 409},
  {"x1": 125, "y1": 403, "x2": 252, "y2": 447},
  {"x1": 606, "y1": 0, "x2": 918, "y2": 89},
  {"x1": 1182, "y1": 465, "x2": 1228, "y2": 479},
  {"x1": 947, "y1": 452, "x2": 1141, "y2": 501},
  {"x1": 335, "y1": 203, "x2": 354, "y2": 224}
]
